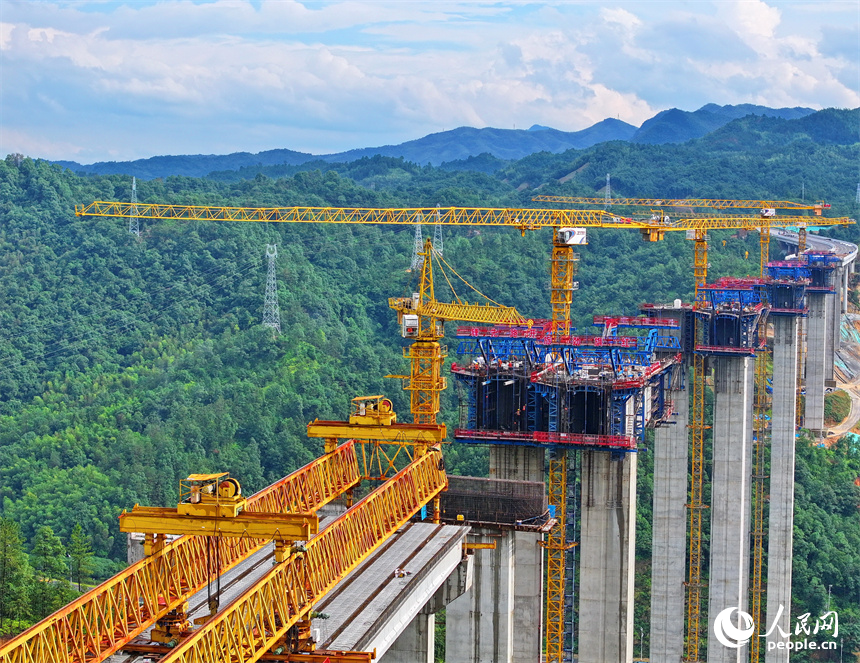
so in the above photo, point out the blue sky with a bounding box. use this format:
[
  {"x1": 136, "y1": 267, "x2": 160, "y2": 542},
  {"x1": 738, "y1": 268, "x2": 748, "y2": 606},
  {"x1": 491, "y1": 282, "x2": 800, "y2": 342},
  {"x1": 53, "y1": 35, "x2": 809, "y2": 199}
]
[{"x1": 1, "y1": 0, "x2": 858, "y2": 163}]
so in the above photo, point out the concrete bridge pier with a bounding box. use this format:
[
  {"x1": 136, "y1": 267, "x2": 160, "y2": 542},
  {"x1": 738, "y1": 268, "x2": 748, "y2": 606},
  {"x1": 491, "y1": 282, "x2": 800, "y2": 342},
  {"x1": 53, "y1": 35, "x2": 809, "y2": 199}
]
[
  {"x1": 444, "y1": 527, "x2": 515, "y2": 663},
  {"x1": 826, "y1": 267, "x2": 843, "y2": 387},
  {"x1": 764, "y1": 315, "x2": 799, "y2": 662},
  {"x1": 650, "y1": 366, "x2": 689, "y2": 662},
  {"x1": 578, "y1": 449, "x2": 637, "y2": 663},
  {"x1": 444, "y1": 446, "x2": 544, "y2": 663},
  {"x1": 805, "y1": 292, "x2": 829, "y2": 433},
  {"x1": 707, "y1": 355, "x2": 753, "y2": 663}
]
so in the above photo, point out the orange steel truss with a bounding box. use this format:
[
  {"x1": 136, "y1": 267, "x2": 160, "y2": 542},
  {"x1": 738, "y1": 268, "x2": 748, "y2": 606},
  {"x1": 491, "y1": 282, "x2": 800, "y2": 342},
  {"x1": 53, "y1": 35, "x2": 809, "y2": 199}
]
[
  {"x1": 156, "y1": 449, "x2": 447, "y2": 663},
  {"x1": 0, "y1": 441, "x2": 361, "y2": 663}
]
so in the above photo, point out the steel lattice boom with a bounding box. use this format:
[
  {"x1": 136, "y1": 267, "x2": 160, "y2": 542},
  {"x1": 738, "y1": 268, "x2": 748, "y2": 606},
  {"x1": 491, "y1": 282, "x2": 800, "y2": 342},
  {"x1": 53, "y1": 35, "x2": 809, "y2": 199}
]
[
  {"x1": 157, "y1": 449, "x2": 448, "y2": 663},
  {"x1": 75, "y1": 202, "x2": 852, "y2": 237},
  {"x1": 0, "y1": 441, "x2": 361, "y2": 663},
  {"x1": 532, "y1": 195, "x2": 829, "y2": 213}
]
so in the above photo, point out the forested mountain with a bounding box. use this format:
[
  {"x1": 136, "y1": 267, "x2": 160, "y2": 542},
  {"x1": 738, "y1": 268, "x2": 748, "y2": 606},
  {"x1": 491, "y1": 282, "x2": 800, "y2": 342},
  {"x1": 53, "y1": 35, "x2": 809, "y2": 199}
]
[
  {"x1": 629, "y1": 103, "x2": 813, "y2": 144},
  {"x1": 52, "y1": 103, "x2": 814, "y2": 179},
  {"x1": 1, "y1": 108, "x2": 859, "y2": 655}
]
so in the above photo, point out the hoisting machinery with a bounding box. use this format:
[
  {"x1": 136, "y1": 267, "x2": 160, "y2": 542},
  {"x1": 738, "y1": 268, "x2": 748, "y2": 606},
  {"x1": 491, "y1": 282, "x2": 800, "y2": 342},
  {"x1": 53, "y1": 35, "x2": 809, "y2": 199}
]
[
  {"x1": 0, "y1": 396, "x2": 449, "y2": 663},
  {"x1": 23, "y1": 197, "x2": 847, "y2": 663},
  {"x1": 533, "y1": 194, "x2": 843, "y2": 661}
]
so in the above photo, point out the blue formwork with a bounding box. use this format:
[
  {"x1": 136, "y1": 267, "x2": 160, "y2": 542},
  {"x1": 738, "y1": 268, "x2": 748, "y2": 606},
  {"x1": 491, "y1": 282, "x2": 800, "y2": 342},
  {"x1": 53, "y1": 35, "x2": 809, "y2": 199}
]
[{"x1": 454, "y1": 373, "x2": 478, "y2": 431}]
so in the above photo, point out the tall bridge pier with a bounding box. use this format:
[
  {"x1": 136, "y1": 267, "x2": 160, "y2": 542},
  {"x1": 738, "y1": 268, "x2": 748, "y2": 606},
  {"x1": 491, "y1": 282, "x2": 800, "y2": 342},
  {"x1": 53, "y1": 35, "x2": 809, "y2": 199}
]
[
  {"x1": 708, "y1": 354, "x2": 755, "y2": 663},
  {"x1": 578, "y1": 449, "x2": 637, "y2": 663},
  {"x1": 646, "y1": 305, "x2": 690, "y2": 662},
  {"x1": 802, "y1": 253, "x2": 840, "y2": 434},
  {"x1": 452, "y1": 317, "x2": 678, "y2": 663}
]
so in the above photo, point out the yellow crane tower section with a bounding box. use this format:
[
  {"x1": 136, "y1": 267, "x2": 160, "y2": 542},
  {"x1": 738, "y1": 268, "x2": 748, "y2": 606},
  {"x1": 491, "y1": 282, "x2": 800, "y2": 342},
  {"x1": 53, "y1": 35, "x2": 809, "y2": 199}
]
[{"x1": 388, "y1": 238, "x2": 527, "y2": 424}]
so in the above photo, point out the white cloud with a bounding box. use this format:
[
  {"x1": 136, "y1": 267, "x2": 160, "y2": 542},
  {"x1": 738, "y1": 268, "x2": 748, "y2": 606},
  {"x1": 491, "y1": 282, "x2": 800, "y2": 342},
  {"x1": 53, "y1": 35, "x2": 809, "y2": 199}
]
[{"x1": 0, "y1": 0, "x2": 857, "y2": 162}]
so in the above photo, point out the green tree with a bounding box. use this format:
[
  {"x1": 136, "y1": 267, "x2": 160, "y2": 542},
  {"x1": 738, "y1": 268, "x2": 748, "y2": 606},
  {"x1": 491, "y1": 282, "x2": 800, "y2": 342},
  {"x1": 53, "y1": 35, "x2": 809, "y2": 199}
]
[
  {"x1": 29, "y1": 526, "x2": 71, "y2": 620},
  {"x1": 0, "y1": 518, "x2": 31, "y2": 635},
  {"x1": 68, "y1": 523, "x2": 94, "y2": 592}
]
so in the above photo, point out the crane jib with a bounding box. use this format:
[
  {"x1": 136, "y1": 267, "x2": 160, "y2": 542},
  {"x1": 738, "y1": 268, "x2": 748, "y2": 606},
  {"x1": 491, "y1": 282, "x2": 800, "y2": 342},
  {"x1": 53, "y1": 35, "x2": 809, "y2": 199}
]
[{"x1": 75, "y1": 202, "x2": 853, "y2": 233}]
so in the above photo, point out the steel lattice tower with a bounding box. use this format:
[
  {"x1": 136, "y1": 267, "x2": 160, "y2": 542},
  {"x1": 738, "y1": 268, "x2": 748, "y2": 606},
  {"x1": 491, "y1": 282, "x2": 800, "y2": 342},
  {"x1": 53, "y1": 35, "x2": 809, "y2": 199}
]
[
  {"x1": 262, "y1": 244, "x2": 281, "y2": 334},
  {"x1": 604, "y1": 173, "x2": 611, "y2": 206},
  {"x1": 129, "y1": 177, "x2": 140, "y2": 238},
  {"x1": 410, "y1": 216, "x2": 425, "y2": 271},
  {"x1": 433, "y1": 205, "x2": 443, "y2": 257}
]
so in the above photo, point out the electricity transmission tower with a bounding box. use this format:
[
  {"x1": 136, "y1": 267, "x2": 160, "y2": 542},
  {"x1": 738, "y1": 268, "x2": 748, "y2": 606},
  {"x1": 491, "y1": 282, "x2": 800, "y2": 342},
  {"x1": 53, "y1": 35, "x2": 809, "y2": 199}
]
[
  {"x1": 433, "y1": 206, "x2": 444, "y2": 257},
  {"x1": 605, "y1": 173, "x2": 611, "y2": 206},
  {"x1": 410, "y1": 206, "x2": 443, "y2": 271},
  {"x1": 262, "y1": 244, "x2": 281, "y2": 334},
  {"x1": 410, "y1": 215, "x2": 425, "y2": 271},
  {"x1": 129, "y1": 177, "x2": 140, "y2": 238}
]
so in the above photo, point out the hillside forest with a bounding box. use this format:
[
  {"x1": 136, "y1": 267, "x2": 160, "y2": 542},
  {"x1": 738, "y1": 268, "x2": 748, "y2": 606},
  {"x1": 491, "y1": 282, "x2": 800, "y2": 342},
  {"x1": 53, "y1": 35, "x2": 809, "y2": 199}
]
[{"x1": 0, "y1": 108, "x2": 859, "y2": 659}]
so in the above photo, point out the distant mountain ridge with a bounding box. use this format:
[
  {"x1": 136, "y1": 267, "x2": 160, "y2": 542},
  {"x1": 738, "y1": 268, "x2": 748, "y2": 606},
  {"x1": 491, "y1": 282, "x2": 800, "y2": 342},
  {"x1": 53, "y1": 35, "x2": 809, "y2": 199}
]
[
  {"x1": 630, "y1": 103, "x2": 815, "y2": 144},
  {"x1": 53, "y1": 103, "x2": 817, "y2": 179}
]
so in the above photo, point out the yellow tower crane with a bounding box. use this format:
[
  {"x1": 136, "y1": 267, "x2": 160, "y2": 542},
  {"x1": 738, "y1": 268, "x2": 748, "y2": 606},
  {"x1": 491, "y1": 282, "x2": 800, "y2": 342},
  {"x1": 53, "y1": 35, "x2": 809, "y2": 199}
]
[
  {"x1": 73, "y1": 200, "x2": 853, "y2": 663},
  {"x1": 387, "y1": 237, "x2": 528, "y2": 424}
]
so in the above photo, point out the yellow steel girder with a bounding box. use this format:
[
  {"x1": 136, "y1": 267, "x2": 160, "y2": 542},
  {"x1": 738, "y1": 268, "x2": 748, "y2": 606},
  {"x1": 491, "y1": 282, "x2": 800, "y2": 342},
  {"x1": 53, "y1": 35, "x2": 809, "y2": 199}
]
[
  {"x1": 156, "y1": 450, "x2": 448, "y2": 663},
  {"x1": 0, "y1": 441, "x2": 361, "y2": 663},
  {"x1": 118, "y1": 506, "x2": 318, "y2": 540}
]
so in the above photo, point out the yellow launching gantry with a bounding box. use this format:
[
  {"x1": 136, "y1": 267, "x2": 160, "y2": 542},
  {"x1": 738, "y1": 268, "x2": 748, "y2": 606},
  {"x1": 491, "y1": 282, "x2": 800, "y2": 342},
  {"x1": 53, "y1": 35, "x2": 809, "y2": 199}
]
[
  {"x1": 119, "y1": 473, "x2": 318, "y2": 559},
  {"x1": 307, "y1": 394, "x2": 447, "y2": 518},
  {"x1": 308, "y1": 396, "x2": 446, "y2": 451}
]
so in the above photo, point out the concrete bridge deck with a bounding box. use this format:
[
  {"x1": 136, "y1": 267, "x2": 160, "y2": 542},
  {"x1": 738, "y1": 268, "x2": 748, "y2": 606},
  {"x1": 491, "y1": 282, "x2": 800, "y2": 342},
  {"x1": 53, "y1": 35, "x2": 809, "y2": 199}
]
[{"x1": 112, "y1": 521, "x2": 469, "y2": 662}]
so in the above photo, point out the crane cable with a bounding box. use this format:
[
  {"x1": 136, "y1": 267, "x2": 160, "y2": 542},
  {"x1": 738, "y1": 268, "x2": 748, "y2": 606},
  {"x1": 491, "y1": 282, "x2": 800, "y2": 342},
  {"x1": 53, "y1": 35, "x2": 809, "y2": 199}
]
[{"x1": 431, "y1": 244, "x2": 511, "y2": 309}]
